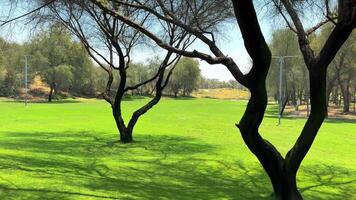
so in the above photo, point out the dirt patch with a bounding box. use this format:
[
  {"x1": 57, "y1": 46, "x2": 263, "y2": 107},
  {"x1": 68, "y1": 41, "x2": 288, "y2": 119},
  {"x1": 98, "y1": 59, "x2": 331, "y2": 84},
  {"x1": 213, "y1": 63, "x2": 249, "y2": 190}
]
[{"x1": 285, "y1": 105, "x2": 356, "y2": 120}]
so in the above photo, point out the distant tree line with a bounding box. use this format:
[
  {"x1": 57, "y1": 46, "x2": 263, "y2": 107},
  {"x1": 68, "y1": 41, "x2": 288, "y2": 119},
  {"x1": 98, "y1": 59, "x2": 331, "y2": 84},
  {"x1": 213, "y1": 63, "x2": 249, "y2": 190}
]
[
  {"x1": 199, "y1": 78, "x2": 243, "y2": 90},
  {"x1": 0, "y1": 26, "x2": 205, "y2": 100},
  {"x1": 267, "y1": 27, "x2": 356, "y2": 114},
  {"x1": 0, "y1": 26, "x2": 98, "y2": 100},
  {"x1": 1, "y1": 25, "x2": 353, "y2": 115}
]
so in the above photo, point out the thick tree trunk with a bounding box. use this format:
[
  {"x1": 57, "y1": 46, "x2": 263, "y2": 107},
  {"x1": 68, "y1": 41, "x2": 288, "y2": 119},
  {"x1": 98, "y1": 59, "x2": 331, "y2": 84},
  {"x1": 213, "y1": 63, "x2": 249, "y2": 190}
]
[
  {"x1": 120, "y1": 127, "x2": 133, "y2": 143},
  {"x1": 271, "y1": 172, "x2": 302, "y2": 200},
  {"x1": 113, "y1": 109, "x2": 132, "y2": 143}
]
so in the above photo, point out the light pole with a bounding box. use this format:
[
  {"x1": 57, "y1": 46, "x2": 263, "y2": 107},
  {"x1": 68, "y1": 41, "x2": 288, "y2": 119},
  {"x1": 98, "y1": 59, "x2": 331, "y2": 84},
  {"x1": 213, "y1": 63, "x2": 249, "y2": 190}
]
[
  {"x1": 272, "y1": 55, "x2": 299, "y2": 125},
  {"x1": 24, "y1": 55, "x2": 32, "y2": 107}
]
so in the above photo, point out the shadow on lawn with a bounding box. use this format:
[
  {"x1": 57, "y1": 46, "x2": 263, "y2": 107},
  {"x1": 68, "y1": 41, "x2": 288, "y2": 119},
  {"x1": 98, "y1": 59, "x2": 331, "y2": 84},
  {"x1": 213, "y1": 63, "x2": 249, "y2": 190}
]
[{"x1": 0, "y1": 131, "x2": 354, "y2": 199}]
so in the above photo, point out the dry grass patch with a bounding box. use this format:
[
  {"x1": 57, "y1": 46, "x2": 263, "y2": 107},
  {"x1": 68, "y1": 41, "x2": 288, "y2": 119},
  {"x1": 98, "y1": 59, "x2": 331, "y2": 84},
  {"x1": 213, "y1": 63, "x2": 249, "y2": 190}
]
[{"x1": 192, "y1": 88, "x2": 250, "y2": 100}]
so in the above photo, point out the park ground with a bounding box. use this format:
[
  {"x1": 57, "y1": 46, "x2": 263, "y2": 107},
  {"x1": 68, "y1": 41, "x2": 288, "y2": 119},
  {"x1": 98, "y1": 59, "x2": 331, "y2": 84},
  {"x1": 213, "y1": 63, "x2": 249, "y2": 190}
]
[{"x1": 0, "y1": 97, "x2": 355, "y2": 199}]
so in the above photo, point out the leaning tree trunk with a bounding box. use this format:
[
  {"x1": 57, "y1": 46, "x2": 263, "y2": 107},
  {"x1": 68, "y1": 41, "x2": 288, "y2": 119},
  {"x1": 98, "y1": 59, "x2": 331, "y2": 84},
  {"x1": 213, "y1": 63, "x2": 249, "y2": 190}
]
[
  {"x1": 231, "y1": 1, "x2": 303, "y2": 199},
  {"x1": 237, "y1": 85, "x2": 303, "y2": 200}
]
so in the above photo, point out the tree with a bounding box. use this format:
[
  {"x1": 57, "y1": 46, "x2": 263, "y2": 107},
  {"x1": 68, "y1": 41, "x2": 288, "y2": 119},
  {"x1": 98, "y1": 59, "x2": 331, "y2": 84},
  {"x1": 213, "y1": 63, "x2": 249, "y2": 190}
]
[
  {"x1": 0, "y1": 38, "x2": 26, "y2": 97},
  {"x1": 95, "y1": 0, "x2": 356, "y2": 199},
  {"x1": 310, "y1": 25, "x2": 356, "y2": 116},
  {"x1": 43, "y1": 64, "x2": 73, "y2": 101},
  {"x1": 168, "y1": 57, "x2": 200, "y2": 97},
  {"x1": 0, "y1": 68, "x2": 21, "y2": 97},
  {"x1": 333, "y1": 33, "x2": 356, "y2": 112},
  {"x1": 35, "y1": 0, "x2": 198, "y2": 143},
  {"x1": 69, "y1": 44, "x2": 97, "y2": 97},
  {"x1": 28, "y1": 25, "x2": 95, "y2": 101}
]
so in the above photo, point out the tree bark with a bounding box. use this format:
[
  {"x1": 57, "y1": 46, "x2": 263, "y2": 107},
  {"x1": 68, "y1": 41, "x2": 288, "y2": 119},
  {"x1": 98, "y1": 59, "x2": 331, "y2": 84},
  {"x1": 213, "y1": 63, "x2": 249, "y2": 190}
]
[
  {"x1": 120, "y1": 127, "x2": 133, "y2": 143},
  {"x1": 272, "y1": 171, "x2": 302, "y2": 200}
]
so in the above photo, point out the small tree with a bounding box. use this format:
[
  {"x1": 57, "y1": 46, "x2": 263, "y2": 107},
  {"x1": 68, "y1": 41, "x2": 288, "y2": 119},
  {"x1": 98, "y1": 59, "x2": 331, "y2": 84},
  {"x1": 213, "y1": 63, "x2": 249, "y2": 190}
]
[
  {"x1": 29, "y1": 25, "x2": 88, "y2": 101},
  {"x1": 43, "y1": 64, "x2": 73, "y2": 101},
  {"x1": 37, "y1": 0, "x2": 196, "y2": 143},
  {"x1": 168, "y1": 57, "x2": 200, "y2": 97}
]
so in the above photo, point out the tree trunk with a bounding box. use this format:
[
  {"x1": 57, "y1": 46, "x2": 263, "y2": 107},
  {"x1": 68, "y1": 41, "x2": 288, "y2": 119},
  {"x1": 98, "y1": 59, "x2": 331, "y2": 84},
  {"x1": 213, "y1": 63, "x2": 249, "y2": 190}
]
[
  {"x1": 271, "y1": 172, "x2": 302, "y2": 200},
  {"x1": 120, "y1": 127, "x2": 133, "y2": 143},
  {"x1": 113, "y1": 109, "x2": 132, "y2": 143},
  {"x1": 48, "y1": 84, "x2": 54, "y2": 102},
  {"x1": 332, "y1": 88, "x2": 339, "y2": 106}
]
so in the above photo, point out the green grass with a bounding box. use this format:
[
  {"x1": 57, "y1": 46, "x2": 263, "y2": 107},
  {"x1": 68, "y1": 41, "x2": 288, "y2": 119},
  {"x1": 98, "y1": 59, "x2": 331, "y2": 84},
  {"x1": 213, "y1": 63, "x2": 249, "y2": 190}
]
[{"x1": 0, "y1": 97, "x2": 355, "y2": 199}]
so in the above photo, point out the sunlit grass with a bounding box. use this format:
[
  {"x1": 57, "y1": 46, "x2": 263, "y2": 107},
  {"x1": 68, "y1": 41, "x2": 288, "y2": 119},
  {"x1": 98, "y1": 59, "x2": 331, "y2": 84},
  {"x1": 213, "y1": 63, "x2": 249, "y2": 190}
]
[{"x1": 0, "y1": 98, "x2": 355, "y2": 199}]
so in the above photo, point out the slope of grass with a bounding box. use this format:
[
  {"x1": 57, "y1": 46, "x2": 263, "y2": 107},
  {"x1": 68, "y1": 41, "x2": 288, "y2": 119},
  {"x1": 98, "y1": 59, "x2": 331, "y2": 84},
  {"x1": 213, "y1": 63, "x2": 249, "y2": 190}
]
[{"x1": 0, "y1": 98, "x2": 355, "y2": 199}]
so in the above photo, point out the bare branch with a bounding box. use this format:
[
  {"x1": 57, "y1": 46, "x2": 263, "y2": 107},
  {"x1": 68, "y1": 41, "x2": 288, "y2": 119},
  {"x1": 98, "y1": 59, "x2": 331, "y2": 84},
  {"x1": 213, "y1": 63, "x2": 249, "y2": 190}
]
[{"x1": 0, "y1": 0, "x2": 56, "y2": 27}]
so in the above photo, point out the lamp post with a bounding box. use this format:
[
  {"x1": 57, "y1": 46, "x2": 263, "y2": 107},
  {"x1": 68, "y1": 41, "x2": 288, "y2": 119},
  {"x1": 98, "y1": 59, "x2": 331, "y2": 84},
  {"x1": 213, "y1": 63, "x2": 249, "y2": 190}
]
[
  {"x1": 272, "y1": 55, "x2": 299, "y2": 125},
  {"x1": 24, "y1": 55, "x2": 32, "y2": 107}
]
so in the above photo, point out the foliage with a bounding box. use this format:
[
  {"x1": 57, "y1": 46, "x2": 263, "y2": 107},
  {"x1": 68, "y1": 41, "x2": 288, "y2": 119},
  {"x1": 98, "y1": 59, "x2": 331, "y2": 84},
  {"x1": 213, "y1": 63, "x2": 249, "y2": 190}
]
[
  {"x1": 167, "y1": 57, "x2": 201, "y2": 97},
  {"x1": 27, "y1": 25, "x2": 96, "y2": 99}
]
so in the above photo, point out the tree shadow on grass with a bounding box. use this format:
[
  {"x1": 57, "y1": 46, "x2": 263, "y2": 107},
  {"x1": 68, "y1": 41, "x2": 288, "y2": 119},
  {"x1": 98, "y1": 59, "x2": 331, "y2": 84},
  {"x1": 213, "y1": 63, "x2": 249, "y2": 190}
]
[
  {"x1": 0, "y1": 131, "x2": 354, "y2": 199},
  {"x1": 299, "y1": 164, "x2": 356, "y2": 199}
]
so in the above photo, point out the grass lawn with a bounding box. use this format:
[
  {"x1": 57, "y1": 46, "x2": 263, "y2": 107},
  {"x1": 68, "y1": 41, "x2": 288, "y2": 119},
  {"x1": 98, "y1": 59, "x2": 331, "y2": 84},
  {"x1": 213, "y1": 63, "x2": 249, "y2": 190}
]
[{"x1": 0, "y1": 97, "x2": 355, "y2": 199}]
